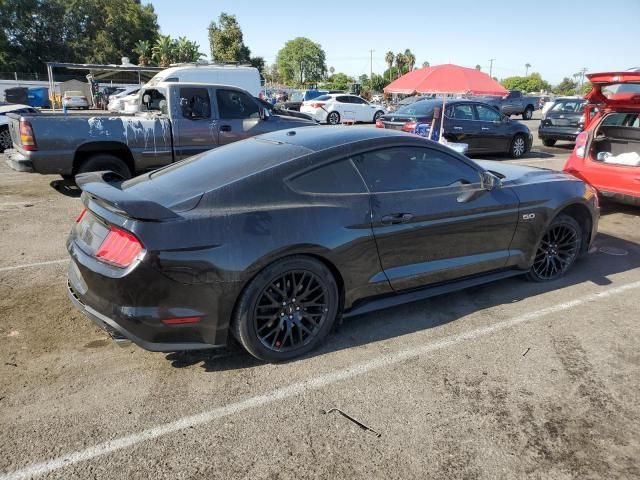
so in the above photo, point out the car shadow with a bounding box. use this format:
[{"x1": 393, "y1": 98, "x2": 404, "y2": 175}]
[
  {"x1": 50, "y1": 179, "x2": 81, "y2": 198},
  {"x1": 165, "y1": 231, "x2": 640, "y2": 372},
  {"x1": 470, "y1": 150, "x2": 555, "y2": 161}
]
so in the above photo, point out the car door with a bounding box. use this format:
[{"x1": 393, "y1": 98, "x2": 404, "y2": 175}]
[
  {"x1": 214, "y1": 88, "x2": 263, "y2": 145},
  {"x1": 350, "y1": 96, "x2": 375, "y2": 121},
  {"x1": 172, "y1": 86, "x2": 218, "y2": 160},
  {"x1": 351, "y1": 146, "x2": 520, "y2": 291},
  {"x1": 474, "y1": 104, "x2": 511, "y2": 152},
  {"x1": 335, "y1": 95, "x2": 356, "y2": 123},
  {"x1": 445, "y1": 103, "x2": 481, "y2": 150},
  {"x1": 502, "y1": 91, "x2": 521, "y2": 115}
]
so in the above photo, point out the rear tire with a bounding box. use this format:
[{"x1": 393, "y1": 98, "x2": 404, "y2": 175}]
[
  {"x1": 509, "y1": 134, "x2": 527, "y2": 158},
  {"x1": 75, "y1": 154, "x2": 132, "y2": 179},
  {"x1": 522, "y1": 106, "x2": 533, "y2": 120},
  {"x1": 231, "y1": 256, "x2": 339, "y2": 362},
  {"x1": 542, "y1": 138, "x2": 557, "y2": 147},
  {"x1": 373, "y1": 110, "x2": 384, "y2": 122},
  {"x1": 0, "y1": 126, "x2": 12, "y2": 152},
  {"x1": 526, "y1": 214, "x2": 583, "y2": 282},
  {"x1": 327, "y1": 111, "x2": 340, "y2": 125}
]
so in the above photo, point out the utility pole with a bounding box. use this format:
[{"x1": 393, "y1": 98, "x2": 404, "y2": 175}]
[
  {"x1": 369, "y1": 49, "x2": 374, "y2": 81},
  {"x1": 489, "y1": 58, "x2": 495, "y2": 78},
  {"x1": 579, "y1": 67, "x2": 587, "y2": 88}
]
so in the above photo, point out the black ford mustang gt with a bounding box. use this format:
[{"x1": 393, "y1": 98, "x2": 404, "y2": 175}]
[{"x1": 67, "y1": 127, "x2": 599, "y2": 362}]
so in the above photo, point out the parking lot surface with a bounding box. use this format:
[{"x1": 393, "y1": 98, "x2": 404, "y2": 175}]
[{"x1": 1, "y1": 118, "x2": 639, "y2": 479}]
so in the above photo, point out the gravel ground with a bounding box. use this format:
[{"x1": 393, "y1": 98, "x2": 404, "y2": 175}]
[{"x1": 1, "y1": 118, "x2": 639, "y2": 480}]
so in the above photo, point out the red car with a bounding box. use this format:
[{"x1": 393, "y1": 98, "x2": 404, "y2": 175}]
[{"x1": 563, "y1": 71, "x2": 640, "y2": 206}]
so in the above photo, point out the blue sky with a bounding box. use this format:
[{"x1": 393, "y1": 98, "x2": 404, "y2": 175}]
[{"x1": 146, "y1": 0, "x2": 639, "y2": 85}]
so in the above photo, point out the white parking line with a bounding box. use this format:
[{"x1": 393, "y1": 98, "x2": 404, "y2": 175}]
[
  {"x1": 0, "y1": 259, "x2": 68, "y2": 273},
  {"x1": 2, "y1": 279, "x2": 640, "y2": 480}
]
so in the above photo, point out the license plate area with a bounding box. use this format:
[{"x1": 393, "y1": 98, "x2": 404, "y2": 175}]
[{"x1": 73, "y1": 211, "x2": 110, "y2": 256}]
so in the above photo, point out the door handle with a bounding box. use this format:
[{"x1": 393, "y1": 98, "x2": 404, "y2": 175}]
[
  {"x1": 381, "y1": 213, "x2": 414, "y2": 225},
  {"x1": 453, "y1": 126, "x2": 463, "y2": 130},
  {"x1": 220, "y1": 125, "x2": 232, "y2": 132}
]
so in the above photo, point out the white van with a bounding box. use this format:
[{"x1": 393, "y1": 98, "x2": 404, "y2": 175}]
[{"x1": 146, "y1": 65, "x2": 261, "y2": 96}]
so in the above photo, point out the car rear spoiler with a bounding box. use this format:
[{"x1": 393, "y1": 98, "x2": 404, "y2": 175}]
[{"x1": 76, "y1": 171, "x2": 180, "y2": 221}]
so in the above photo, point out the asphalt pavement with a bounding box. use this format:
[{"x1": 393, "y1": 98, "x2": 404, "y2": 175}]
[{"x1": 1, "y1": 115, "x2": 639, "y2": 480}]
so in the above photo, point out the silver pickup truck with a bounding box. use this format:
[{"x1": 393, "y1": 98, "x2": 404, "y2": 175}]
[
  {"x1": 475, "y1": 90, "x2": 541, "y2": 120},
  {"x1": 5, "y1": 82, "x2": 316, "y2": 179}
]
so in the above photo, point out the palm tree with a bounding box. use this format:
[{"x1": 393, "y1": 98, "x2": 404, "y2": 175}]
[
  {"x1": 174, "y1": 36, "x2": 191, "y2": 63},
  {"x1": 475, "y1": 64, "x2": 482, "y2": 71},
  {"x1": 133, "y1": 40, "x2": 151, "y2": 66},
  {"x1": 395, "y1": 53, "x2": 406, "y2": 79},
  {"x1": 525, "y1": 63, "x2": 531, "y2": 76},
  {"x1": 422, "y1": 61, "x2": 430, "y2": 68},
  {"x1": 385, "y1": 51, "x2": 394, "y2": 80},
  {"x1": 152, "y1": 35, "x2": 174, "y2": 67},
  {"x1": 404, "y1": 49, "x2": 416, "y2": 71}
]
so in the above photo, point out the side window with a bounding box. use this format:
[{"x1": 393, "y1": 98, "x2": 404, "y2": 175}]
[
  {"x1": 289, "y1": 159, "x2": 366, "y2": 194},
  {"x1": 179, "y1": 87, "x2": 211, "y2": 120},
  {"x1": 141, "y1": 89, "x2": 167, "y2": 113},
  {"x1": 216, "y1": 89, "x2": 260, "y2": 119},
  {"x1": 336, "y1": 96, "x2": 350, "y2": 103},
  {"x1": 352, "y1": 147, "x2": 479, "y2": 192},
  {"x1": 350, "y1": 96, "x2": 366, "y2": 104},
  {"x1": 475, "y1": 105, "x2": 501, "y2": 122},
  {"x1": 451, "y1": 104, "x2": 474, "y2": 120}
]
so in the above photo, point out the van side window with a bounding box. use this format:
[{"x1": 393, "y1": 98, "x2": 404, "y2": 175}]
[
  {"x1": 216, "y1": 89, "x2": 259, "y2": 120},
  {"x1": 179, "y1": 87, "x2": 211, "y2": 120}
]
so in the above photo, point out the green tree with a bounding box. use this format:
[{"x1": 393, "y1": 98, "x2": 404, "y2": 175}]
[
  {"x1": 385, "y1": 51, "x2": 394, "y2": 79},
  {"x1": 554, "y1": 77, "x2": 578, "y2": 95},
  {"x1": 502, "y1": 72, "x2": 551, "y2": 93},
  {"x1": 368, "y1": 73, "x2": 386, "y2": 92},
  {"x1": 133, "y1": 40, "x2": 151, "y2": 66},
  {"x1": 404, "y1": 49, "x2": 416, "y2": 71},
  {"x1": 249, "y1": 56, "x2": 265, "y2": 71},
  {"x1": 475, "y1": 64, "x2": 482, "y2": 71},
  {"x1": 395, "y1": 53, "x2": 406, "y2": 78},
  {"x1": 172, "y1": 37, "x2": 203, "y2": 63},
  {"x1": 208, "y1": 13, "x2": 251, "y2": 63},
  {"x1": 326, "y1": 72, "x2": 352, "y2": 91},
  {"x1": 152, "y1": 35, "x2": 173, "y2": 67},
  {"x1": 276, "y1": 37, "x2": 326, "y2": 86},
  {"x1": 422, "y1": 61, "x2": 430, "y2": 68},
  {"x1": 580, "y1": 81, "x2": 592, "y2": 96}
]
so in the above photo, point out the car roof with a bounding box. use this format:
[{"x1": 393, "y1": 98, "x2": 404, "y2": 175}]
[
  {"x1": 257, "y1": 125, "x2": 410, "y2": 152},
  {"x1": 0, "y1": 104, "x2": 31, "y2": 113}
]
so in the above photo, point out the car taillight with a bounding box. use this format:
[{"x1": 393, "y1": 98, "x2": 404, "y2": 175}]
[
  {"x1": 75, "y1": 208, "x2": 87, "y2": 223},
  {"x1": 375, "y1": 118, "x2": 384, "y2": 128},
  {"x1": 402, "y1": 121, "x2": 417, "y2": 132},
  {"x1": 310, "y1": 102, "x2": 325, "y2": 108},
  {"x1": 19, "y1": 120, "x2": 37, "y2": 151},
  {"x1": 574, "y1": 131, "x2": 588, "y2": 158},
  {"x1": 95, "y1": 226, "x2": 143, "y2": 268}
]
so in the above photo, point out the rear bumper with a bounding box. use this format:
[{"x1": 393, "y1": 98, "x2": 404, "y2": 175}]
[
  {"x1": 538, "y1": 125, "x2": 582, "y2": 141},
  {"x1": 4, "y1": 148, "x2": 34, "y2": 172}
]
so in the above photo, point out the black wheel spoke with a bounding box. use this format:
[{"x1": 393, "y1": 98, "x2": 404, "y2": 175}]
[
  {"x1": 254, "y1": 269, "x2": 330, "y2": 353},
  {"x1": 532, "y1": 223, "x2": 579, "y2": 280}
]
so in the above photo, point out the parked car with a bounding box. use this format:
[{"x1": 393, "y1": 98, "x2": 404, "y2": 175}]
[
  {"x1": 376, "y1": 99, "x2": 532, "y2": 158},
  {"x1": 387, "y1": 95, "x2": 433, "y2": 112},
  {"x1": 66, "y1": 127, "x2": 598, "y2": 361},
  {"x1": 146, "y1": 65, "x2": 261, "y2": 96},
  {"x1": 477, "y1": 90, "x2": 541, "y2": 119},
  {"x1": 563, "y1": 71, "x2": 640, "y2": 206},
  {"x1": 0, "y1": 104, "x2": 39, "y2": 152},
  {"x1": 107, "y1": 86, "x2": 141, "y2": 113},
  {"x1": 62, "y1": 91, "x2": 89, "y2": 110},
  {"x1": 5, "y1": 83, "x2": 316, "y2": 179},
  {"x1": 538, "y1": 97, "x2": 587, "y2": 146},
  {"x1": 281, "y1": 90, "x2": 328, "y2": 111},
  {"x1": 300, "y1": 94, "x2": 387, "y2": 124},
  {"x1": 254, "y1": 97, "x2": 315, "y2": 121}
]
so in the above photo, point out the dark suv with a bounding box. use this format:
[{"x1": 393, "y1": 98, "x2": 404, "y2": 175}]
[{"x1": 538, "y1": 97, "x2": 587, "y2": 147}]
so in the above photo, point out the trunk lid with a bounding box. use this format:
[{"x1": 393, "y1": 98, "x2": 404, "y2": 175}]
[{"x1": 586, "y1": 71, "x2": 640, "y2": 109}]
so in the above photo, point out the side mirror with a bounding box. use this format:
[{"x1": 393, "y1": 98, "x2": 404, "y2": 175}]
[{"x1": 480, "y1": 171, "x2": 501, "y2": 191}]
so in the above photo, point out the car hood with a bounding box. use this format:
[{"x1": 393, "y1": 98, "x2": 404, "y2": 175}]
[{"x1": 475, "y1": 160, "x2": 576, "y2": 184}]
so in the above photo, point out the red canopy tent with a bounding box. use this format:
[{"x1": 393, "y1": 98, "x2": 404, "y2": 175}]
[
  {"x1": 384, "y1": 64, "x2": 508, "y2": 142},
  {"x1": 384, "y1": 63, "x2": 507, "y2": 96}
]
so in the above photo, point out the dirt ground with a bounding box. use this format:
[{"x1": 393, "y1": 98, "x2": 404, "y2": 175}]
[{"x1": 1, "y1": 119, "x2": 639, "y2": 479}]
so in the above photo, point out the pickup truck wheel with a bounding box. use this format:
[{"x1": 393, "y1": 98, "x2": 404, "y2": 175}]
[
  {"x1": 373, "y1": 110, "x2": 384, "y2": 122},
  {"x1": 0, "y1": 127, "x2": 12, "y2": 152},
  {"x1": 76, "y1": 154, "x2": 132, "y2": 179},
  {"x1": 522, "y1": 106, "x2": 533, "y2": 120}
]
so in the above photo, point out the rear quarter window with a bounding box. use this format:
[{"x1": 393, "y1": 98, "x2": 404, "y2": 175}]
[{"x1": 289, "y1": 159, "x2": 366, "y2": 194}]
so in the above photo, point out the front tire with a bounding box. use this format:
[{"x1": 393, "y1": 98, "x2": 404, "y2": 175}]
[
  {"x1": 76, "y1": 154, "x2": 132, "y2": 179},
  {"x1": 373, "y1": 110, "x2": 384, "y2": 122},
  {"x1": 509, "y1": 134, "x2": 527, "y2": 158},
  {"x1": 0, "y1": 126, "x2": 12, "y2": 152},
  {"x1": 522, "y1": 106, "x2": 533, "y2": 120},
  {"x1": 526, "y1": 215, "x2": 582, "y2": 282},
  {"x1": 327, "y1": 111, "x2": 340, "y2": 125},
  {"x1": 231, "y1": 256, "x2": 339, "y2": 362},
  {"x1": 542, "y1": 138, "x2": 557, "y2": 147}
]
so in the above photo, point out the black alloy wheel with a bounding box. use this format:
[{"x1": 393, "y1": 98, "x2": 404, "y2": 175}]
[
  {"x1": 528, "y1": 215, "x2": 582, "y2": 282},
  {"x1": 232, "y1": 256, "x2": 339, "y2": 362}
]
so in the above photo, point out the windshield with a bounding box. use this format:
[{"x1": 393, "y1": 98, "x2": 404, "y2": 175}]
[
  {"x1": 396, "y1": 100, "x2": 437, "y2": 116},
  {"x1": 602, "y1": 83, "x2": 640, "y2": 97},
  {"x1": 550, "y1": 99, "x2": 585, "y2": 113}
]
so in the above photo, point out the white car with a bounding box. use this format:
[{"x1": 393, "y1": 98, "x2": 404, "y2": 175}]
[
  {"x1": 0, "y1": 104, "x2": 39, "y2": 152},
  {"x1": 300, "y1": 94, "x2": 387, "y2": 125},
  {"x1": 62, "y1": 91, "x2": 89, "y2": 109},
  {"x1": 107, "y1": 86, "x2": 141, "y2": 113}
]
